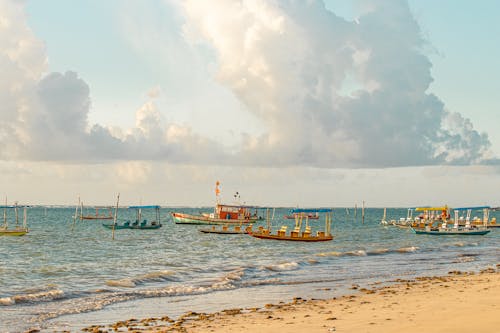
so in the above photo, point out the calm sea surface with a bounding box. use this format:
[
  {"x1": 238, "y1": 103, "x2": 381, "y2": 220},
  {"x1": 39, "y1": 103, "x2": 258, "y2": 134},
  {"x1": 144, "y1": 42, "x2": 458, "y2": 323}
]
[{"x1": 0, "y1": 207, "x2": 498, "y2": 332}]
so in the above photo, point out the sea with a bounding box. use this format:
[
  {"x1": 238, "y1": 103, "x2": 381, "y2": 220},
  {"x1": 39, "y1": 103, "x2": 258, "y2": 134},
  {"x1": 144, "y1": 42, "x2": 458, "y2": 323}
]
[{"x1": 0, "y1": 207, "x2": 498, "y2": 332}]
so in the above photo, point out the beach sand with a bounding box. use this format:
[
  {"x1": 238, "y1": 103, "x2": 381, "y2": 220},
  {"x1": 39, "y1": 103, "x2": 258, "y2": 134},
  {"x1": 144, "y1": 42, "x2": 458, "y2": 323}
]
[{"x1": 83, "y1": 267, "x2": 499, "y2": 333}]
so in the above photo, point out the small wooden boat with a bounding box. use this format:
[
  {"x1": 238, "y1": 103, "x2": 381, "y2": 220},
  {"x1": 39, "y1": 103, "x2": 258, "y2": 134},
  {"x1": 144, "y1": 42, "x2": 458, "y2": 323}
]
[
  {"x1": 248, "y1": 208, "x2": 334, "y2": 242},
  {"x1": 283, "y1": 211, "x2": 319, "y2": 220},
  {"x1": 199, "y1": 225, "x2": 249, "y2": 234},
  {"x1": 103, "y1": 205, "x2": 162, "y2": 230},
  {"x1": 0, "y1": 201, "x2": 29, "y2": 236},
  {"x1": 80, "y1": 206, "x2": 114, "y2": 220}
]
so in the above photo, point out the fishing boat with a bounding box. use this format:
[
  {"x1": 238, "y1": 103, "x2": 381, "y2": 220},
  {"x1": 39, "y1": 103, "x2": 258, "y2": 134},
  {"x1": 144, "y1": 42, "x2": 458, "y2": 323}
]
[
  {"x1": 102, "y1": 205, "x2": 162, "y2": 230},
  {"x1": 248, "y1": 208, "x2": 334, "y2": 242},
  {"x1": 171, "y1": 181, "x2": 259, "y2": 225},
  {"x1": 80, "y1": 206, "x2": 113, "y2": 220},
  {"x1": 199, "y1": 225, "x2": 250, "y2": 234},
  {"x1": 412, "y1": 206, "x2": 491, "y2": 235},
  {"x1": 283, "y1": 210, "x2": 319, "y2": 219},
  {"x1": 0, "y1": 201, "x2": 29, "y2": 236},
  {"x1": 172, "y1": 204, "x2": 259, "y2": 225},
  {"x1": 382, "y1": 208, "x2": 420, "y2": 228}
]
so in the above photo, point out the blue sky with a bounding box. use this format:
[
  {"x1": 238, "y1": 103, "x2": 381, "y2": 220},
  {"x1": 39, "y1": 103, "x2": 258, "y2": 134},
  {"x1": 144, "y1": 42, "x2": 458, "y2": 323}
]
[{"x1": 1, "y1": 0, "x2": 499, "y2": 206}]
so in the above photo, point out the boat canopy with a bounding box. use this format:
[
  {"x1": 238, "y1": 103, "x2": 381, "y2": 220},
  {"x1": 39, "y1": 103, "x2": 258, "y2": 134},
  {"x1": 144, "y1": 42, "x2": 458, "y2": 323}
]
[
  {"x1": 415, "y1": 206, "x2": 448, "y2": 211},
  {"x1": 128, "y1": 205, "x2": 161, "y2": 209},
  {"x1": 453, "y1": 206, "x2": 490, "y2": 211},
  {"x1": 0, "y1": 205, "x2": 28, "y2": 209},
  {"x1": 291, "y1": 208, "x2": 333, "y2": 213},
  {"x1": 218, "y1": 203, "x2": 263, "y2": 209}
]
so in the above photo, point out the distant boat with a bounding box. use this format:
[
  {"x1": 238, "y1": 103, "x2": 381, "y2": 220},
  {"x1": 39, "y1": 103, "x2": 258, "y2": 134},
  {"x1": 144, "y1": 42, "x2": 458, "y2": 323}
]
[
  {"x1": 412, "y1": 206, "x2": 492, "y2": 236},
  {"x1": 102, "y1": 205, "x2": 162, "y2": 230},
  {"x1": 283, "y1": 210, "x2": 319, "y2": 220},
  {"x1": 0, "y1": 200, "x2": 29, "y2": 236},
  {"x1": 80, "y1": 206, "x2": 114, "y2": 220},
  {"x1": 248, "y1": 208, "x2": 334, "y2": 242}
]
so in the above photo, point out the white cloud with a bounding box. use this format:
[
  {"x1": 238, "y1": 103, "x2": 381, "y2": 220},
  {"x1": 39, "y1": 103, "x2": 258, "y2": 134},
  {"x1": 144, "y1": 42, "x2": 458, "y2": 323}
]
[
  {"x1": 0, "y1": 0, "x2": 496, "y2": 171},
  {"x1": 181, "y1": 0, "x2": 494, "y2": 167}
]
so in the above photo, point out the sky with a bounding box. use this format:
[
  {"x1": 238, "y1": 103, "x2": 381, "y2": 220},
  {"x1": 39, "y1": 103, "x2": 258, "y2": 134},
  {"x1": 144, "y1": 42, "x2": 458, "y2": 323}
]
[{"x1": 1, "y1": 0, "x2": 499, "y2": 207}]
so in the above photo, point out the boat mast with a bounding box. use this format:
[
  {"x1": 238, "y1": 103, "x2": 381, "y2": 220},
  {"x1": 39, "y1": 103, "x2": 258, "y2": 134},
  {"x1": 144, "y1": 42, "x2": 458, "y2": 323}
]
[
  {"x1": 3, "y1": 197, "x2": 7, "y2": 228},
  {"x1": 72, "y1": 196, "x2": 80, "y2": 232},
  {"x1": 112, "y1": 193, "x2": 120, "y2": 240},
  {"x1": 23, "y1": 206, "x2": 27, "y2": 229},
  {"x1": 15, "y1": 202, "x2": 19, "y2": 227}
]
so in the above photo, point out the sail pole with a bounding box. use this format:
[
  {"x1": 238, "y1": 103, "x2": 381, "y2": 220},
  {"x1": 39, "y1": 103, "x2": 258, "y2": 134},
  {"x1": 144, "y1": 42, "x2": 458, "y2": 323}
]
[
  {"x1": 72, "y1": 196, "x2": 80, "y2": 232},
  {"x1": 15, "y1": 202, "x2": 19, "y2": 226},
  {"x1": 23, "y1": 206, "x2": 27, "y2": 229},
  {"x1": 112, "y1": 193, "x2": 120, "y2": 240},
  {"x1": 362, "y1": 201, "x2": 365, "y2": 224},
  {"x1": 3, "y1": 197, "x2": 7, "y2": 228}
]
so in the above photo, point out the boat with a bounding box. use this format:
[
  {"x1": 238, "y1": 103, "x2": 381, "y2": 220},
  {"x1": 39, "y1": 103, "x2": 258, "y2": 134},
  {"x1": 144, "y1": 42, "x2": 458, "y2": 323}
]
[
  {"x1": 102, "y1": 205, "x2": 162, "y2": 230},
  {"x1": 171, "y1": 181, "x2": 259, "y2": 225},
  {"x1": 199, "y1": 225, "x2": 250, "y2": 234},
  {"x1": 283, "y1": 210, "x2": 319, "y2": 219},
  {"x1": 412, "y1": 206, "x2": 491, "y2": 236},
  {"x1": 172, "y1": 204, "x2": 259, "y2": 225},
  {"x1": 80, "y1": 206, "x2": 114, "y2": 220},
  {"x1": 0, "y1": 201, "x2": 29, "y2": 236},
  {"x1": 382, "y1": 207, "x2": 420, "y2": 228},
  {"x1": 248, "y1": 208, "x2": 334, "y2": 242}
]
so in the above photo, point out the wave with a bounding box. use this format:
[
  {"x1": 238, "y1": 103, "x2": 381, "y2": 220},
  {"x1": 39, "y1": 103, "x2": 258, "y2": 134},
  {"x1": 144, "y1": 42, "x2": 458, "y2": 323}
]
[
  {"x1": 264, "y1": 262, "x2": 299, "y2": 272},
  {"x1": 367, "y1": 248, "x2": 390, "y2": 255},
  {"x1": 315, "y1": 246, "x2": 419, "y2": 258},
  {"x1": 105, "y1": 270, "x2": 176, "y2": 288},
  {"x1": 396, "y1": 246, "x2": 419, "y2": 253},
  {"x1": 0, "y1": 288, "x2": 65, "y2": 306}
]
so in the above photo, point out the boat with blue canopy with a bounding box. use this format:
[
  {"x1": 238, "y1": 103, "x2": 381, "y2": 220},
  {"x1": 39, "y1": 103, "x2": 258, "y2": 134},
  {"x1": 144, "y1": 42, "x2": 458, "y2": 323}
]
[{"x1": 102, "y1": 205, "x2": 162, "y2": 230}]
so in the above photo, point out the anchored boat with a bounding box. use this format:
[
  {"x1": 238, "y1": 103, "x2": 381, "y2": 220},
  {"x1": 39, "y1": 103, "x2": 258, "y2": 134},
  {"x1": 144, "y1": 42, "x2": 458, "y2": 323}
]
[
  {"x1": 412, "y1": 206, "x2": 491, "y2": 236},
  {"x1": 0, "y1": 201, "x2": 29, "y2": 236},
  {"x1": 102, "y1": 205, "x2": 162, "y2": 230},
  {"x1": 248, "y1": 208, "x2": 334, "y2": 242}
]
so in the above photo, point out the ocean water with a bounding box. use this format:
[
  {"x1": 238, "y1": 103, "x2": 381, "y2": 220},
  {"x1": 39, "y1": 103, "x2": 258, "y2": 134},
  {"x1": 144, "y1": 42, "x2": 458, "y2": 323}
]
[{"x1": 0, "y1": 207, "x2": 498, "y2": 332}]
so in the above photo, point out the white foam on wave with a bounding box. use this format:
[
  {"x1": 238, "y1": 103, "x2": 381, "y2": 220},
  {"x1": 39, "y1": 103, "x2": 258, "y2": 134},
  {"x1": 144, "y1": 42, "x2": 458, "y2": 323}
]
[
  {"x1": 0, "y1": 289, "x2": 65, "y2": 305},
  {"x1": 264, "y1": 262, "x2": 299, "y2": 272},
  {"x1": 105, "y1": 270, "x2": 176, "y2": 288},
  {"x1": 397, "y1": 246, "x2": 419, "y2": 253},
  {"x1": 315, "y1": 251, "x2": 343, "y2": 257},
  {"x1": 368, "y1": 248, "x2": 390, "y2": 255},
  {"x1": 344, "y1": 250, "x2": 367, "y2": 256},
  {"x1": 105, "y1": 279, "x2": 136, "y2": 288}
]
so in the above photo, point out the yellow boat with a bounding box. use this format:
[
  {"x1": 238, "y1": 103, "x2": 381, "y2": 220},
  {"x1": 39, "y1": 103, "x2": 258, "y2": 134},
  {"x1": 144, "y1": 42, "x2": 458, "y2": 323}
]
[
  {"x1": 248, "y1": 208, "x2": 334, "y2": 242},
  {"x1": 0, "y1": 201, "x2": 29, "y2": 236}
]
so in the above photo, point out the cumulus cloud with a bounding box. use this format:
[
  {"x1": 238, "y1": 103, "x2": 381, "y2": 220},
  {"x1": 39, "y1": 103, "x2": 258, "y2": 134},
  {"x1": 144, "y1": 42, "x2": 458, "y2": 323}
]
[
  {"x1": 0, "y1": 0, "x2": 496, "y2": 169},
  {"x1": 181, "y1": 0, "x2": 494, "y2": 167}
]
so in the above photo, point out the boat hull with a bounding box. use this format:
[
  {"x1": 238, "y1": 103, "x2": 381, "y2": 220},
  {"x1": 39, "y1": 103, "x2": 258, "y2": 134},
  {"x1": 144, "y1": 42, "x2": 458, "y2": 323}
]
[
  {"x1": 199, "y1": 228, "x2": 246, "y2": 234},
  {"x1": 248, "y1": 232, "x2": 333, "y2": 242},
  {"x1": 102, "y1": 223, "x2": 162, "y2": 230},
  {"x1": 171, "y1": 212, "x2": 255, "y2": 225},
  {"x1": 0, "y1": 228, "x2": 28, "y2": 236},
  {"x1": 412, "y1": 228, "x2": 491, "y2": 235}
]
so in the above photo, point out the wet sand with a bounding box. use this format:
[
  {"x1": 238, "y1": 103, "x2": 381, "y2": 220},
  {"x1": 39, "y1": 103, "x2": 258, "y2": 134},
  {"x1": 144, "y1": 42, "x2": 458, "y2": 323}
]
[{"x1": 83, "y1": 267, "x2": 499, "y2": 333}]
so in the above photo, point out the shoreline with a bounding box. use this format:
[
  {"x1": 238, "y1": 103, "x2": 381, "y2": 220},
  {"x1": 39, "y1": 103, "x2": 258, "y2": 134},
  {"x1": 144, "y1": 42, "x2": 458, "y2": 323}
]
[{"x1": 82, "y1": 266, "x2": 499, "y2": 333}]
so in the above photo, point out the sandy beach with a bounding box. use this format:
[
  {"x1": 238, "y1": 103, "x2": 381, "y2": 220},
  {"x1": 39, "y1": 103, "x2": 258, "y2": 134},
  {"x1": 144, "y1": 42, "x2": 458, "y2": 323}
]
[{"x1": 82, "y1": 267, "x2": 499, "y2": 333}]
